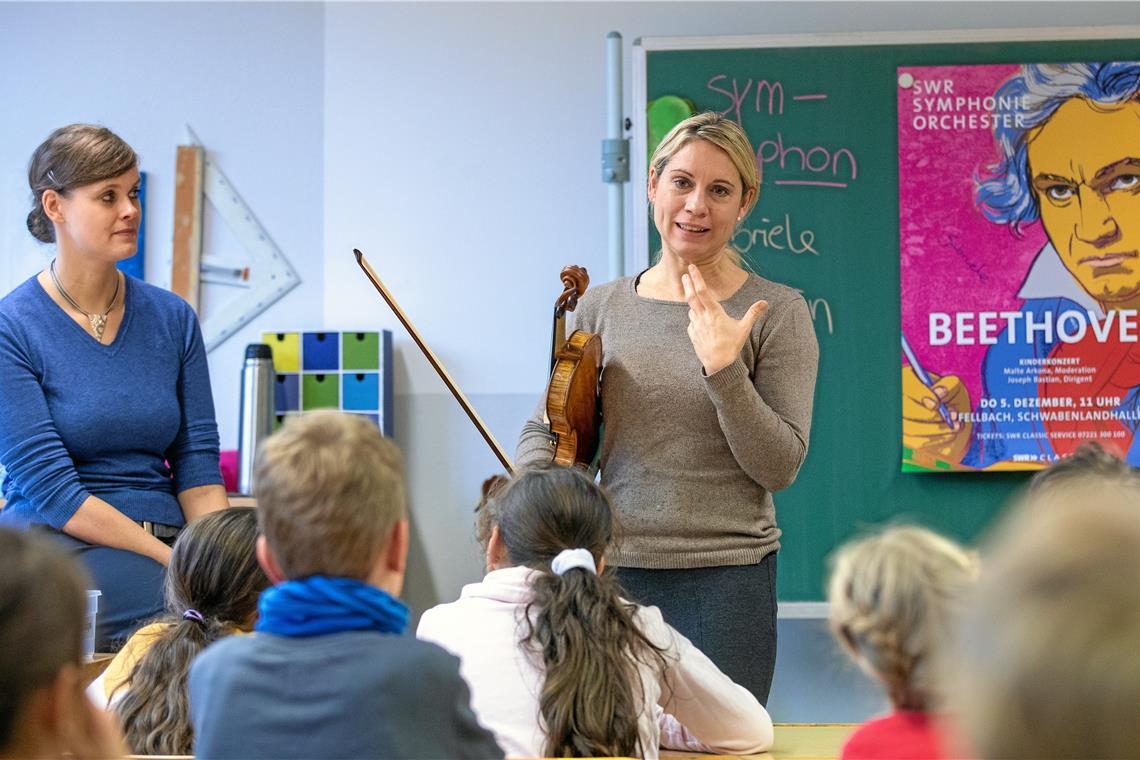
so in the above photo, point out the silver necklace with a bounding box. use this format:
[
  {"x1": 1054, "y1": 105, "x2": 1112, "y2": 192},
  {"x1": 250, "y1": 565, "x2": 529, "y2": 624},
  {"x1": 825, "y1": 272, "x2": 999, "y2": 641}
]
[{"x1": 49, "y1": 259, "x2": 120, "y2": 342}]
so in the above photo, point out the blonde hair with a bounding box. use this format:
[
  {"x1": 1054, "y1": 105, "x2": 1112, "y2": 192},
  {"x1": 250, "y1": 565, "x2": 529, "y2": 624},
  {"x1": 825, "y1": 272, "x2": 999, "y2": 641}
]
[
  {"x1": 649, "y1": 111, "x2": 760, "y2": 267},
  {"x1": 955, "y1": 488, "x2": 1140, "y2": 759},
  {"x1": 828, "y1": 525, "x2": 979, "y2": 711},
  {"x1": 253, "y1": 411, "x2": 406, "y2": 579}
]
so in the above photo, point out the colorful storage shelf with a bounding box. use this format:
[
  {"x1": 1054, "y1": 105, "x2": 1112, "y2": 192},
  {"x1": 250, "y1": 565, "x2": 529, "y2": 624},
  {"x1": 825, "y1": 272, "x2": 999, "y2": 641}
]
[{"x1": 261, "y1": 331, "x2": 393, "y2": 436}]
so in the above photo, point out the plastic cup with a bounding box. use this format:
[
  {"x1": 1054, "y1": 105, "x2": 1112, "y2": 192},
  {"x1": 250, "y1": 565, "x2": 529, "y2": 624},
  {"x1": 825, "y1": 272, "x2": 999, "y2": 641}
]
[{"x1": 84, "y1": 590, "x2": 101, "y2": 660}]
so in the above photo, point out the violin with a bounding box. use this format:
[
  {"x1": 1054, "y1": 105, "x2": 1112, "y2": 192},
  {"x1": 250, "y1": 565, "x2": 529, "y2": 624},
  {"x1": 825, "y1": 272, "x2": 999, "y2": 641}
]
[
  {"x1": 545, "y1": 267, "x2": 602, "y2": 469},
  {"x1": 353, "y1": 249, "x2": 601, "y2": 477}
]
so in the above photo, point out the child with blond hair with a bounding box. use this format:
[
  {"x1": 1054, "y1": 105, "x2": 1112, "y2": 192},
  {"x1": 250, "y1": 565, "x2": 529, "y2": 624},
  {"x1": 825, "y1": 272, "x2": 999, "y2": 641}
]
[
  {"x1": 828, "y1": 525, "x2": 978, "y2": 760},
  {"x1": 188, "y1": 412, "x2": 501, "y2": 759}
]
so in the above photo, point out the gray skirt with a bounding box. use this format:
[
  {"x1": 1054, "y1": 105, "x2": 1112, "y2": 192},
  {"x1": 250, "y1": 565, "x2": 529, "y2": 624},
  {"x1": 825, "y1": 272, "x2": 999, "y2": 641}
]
[{"x1": 615, "y1": 552, "x2": 777, "y2": 705}]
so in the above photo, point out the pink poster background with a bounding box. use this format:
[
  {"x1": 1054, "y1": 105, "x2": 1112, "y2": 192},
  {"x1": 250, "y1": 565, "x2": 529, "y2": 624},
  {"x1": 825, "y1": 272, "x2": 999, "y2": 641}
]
[{"x1": 898, "y1": 63, "x2": 1047, "y2": 408}]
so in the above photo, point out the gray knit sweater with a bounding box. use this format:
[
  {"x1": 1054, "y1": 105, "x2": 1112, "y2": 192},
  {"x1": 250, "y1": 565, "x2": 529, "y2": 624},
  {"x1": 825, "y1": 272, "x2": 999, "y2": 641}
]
[{"x1": 517, "y1": 272, "x2": 819, "y2": 569}]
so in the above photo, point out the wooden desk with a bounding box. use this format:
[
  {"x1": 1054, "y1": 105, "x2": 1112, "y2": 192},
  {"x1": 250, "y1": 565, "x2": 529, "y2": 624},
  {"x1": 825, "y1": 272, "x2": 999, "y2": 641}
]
[{"x1": 660, "y1": 723, "x2": 856, "y2": 760}]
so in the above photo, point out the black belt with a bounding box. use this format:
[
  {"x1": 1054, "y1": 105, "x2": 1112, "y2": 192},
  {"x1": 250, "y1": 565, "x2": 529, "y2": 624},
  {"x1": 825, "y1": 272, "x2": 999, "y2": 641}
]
[{"x1": 136, "y1": 521, "x2": 181, "y2": 539}]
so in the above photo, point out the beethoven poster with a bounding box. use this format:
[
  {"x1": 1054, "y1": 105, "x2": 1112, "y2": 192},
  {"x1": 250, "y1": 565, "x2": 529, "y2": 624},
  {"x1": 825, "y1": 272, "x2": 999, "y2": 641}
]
[{"x1": 899, "y1": 62, "x2": 1140, "y2": 471}]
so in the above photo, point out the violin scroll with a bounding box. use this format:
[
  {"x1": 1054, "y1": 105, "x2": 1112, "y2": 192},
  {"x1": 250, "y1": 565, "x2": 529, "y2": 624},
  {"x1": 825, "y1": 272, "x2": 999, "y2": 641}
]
[{"x1": 555, "y1": 266, "x2": 590, "y2": 316}]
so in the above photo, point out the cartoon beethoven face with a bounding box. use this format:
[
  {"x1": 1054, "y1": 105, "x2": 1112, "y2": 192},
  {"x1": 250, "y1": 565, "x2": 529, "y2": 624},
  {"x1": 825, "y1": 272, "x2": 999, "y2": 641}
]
[{"x1": 1027, "y1": 97, "x2": 1140, "y2": 307}]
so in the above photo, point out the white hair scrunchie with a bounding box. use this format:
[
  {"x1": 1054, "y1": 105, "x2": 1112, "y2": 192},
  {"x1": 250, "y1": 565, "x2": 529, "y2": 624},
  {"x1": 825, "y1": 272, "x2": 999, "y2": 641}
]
[{"x1": 550, "y1": 548, "x2": 597, "y2": 576}]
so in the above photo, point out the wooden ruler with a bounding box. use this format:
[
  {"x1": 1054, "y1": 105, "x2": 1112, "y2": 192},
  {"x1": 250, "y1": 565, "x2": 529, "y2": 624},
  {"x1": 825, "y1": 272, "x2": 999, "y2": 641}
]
[{"x1": 171, "y1": 126, "x2": 302, "y2": 351}]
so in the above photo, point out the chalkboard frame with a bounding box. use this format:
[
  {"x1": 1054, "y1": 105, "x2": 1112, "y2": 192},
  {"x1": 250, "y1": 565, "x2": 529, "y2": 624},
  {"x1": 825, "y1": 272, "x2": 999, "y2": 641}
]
[{"x1": 632, "y1": 27, "x2": 1140, "y2": 607}]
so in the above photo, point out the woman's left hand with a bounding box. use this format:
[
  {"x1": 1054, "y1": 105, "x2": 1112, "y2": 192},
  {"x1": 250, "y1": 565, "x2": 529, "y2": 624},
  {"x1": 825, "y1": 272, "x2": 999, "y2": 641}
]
[{"x1": 682, "y1": 264, "x2": 768, "y2": 376}]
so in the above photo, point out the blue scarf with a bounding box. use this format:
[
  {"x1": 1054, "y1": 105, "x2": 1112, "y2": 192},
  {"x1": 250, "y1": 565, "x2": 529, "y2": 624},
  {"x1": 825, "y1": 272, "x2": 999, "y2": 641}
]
[{"x1": 255, "y1": 576, "x2": 409, "y2": 637}]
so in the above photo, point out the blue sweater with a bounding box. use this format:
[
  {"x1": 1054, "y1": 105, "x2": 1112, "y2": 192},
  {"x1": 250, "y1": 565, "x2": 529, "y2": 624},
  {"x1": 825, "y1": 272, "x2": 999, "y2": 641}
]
[
  {"x1": 0, "y1": 274, "x2": 222, "y2": 530},
  {"x1": 190, "y1": 630, "x2": 503, "y2": 760}
]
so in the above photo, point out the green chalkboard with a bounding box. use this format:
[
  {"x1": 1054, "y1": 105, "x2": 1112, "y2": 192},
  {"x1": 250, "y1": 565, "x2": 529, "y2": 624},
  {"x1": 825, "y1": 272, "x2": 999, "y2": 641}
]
[{"x1": 638, "y1": 31, "x2": 1140, "y2": 602}]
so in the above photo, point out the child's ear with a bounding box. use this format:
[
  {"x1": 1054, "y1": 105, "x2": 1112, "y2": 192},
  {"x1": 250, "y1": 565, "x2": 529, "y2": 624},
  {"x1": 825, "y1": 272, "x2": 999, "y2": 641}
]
[
  {"x1": 10, "y1": 676, "x2": 58, "y2": 752},
  {"x1": 384, "y1": 519, "x2": 409, "y2": 575},
  {"x1": 35, "y1": 663, "x2": 82, "y2": 752},
  {"x1": 256, "y1": 535, "x2": 287, "y2": 584},
  {"x1": 486, "y1": 524, "x2": 508, "y2": 572}
]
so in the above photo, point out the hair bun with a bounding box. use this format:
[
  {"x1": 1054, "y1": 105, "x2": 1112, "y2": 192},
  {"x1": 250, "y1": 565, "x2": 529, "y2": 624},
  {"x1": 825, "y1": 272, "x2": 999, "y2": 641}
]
[{"x1": 26, "y1": 208, "x2": 54, "y2": 244}]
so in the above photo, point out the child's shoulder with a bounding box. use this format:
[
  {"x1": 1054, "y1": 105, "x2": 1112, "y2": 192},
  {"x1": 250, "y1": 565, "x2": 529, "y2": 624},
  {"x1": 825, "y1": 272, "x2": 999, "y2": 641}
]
[
  {"x1": 841, "y1": 712, "x2": 943, "y2": 760},
  {"x1": 363, "y1": 633, "x2": 463, "y2": 676},
  {"x1": 194, "y1": 630, "x2": 460, "y2": 675},
  {"x1": 191, "y1": 629, "x2": 254, "y2": 670}
]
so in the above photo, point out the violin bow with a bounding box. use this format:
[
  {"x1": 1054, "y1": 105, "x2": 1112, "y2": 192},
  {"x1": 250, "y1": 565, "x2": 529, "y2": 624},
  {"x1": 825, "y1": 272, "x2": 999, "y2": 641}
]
[{"x1": 353, "y1": 249, "x2": 515, "y2": 474}]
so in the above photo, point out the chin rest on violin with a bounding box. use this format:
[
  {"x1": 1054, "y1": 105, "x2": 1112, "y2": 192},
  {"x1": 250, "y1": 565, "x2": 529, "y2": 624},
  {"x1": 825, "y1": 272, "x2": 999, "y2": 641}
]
[{"x1": 545, "y1": 266, "x2": 602, "y2": 470}]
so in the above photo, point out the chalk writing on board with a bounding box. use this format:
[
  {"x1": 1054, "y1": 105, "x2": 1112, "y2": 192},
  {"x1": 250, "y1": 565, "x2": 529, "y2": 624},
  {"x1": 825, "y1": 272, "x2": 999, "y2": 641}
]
[
  {"x1": 734, "y1": 215, "x2": 818, "y2": 256},
  {"x1": 708, "y1": 74, "x2": 785, "y2": 118},
  {"x1": 795, "y1": 290, "x2": 834, "y2": 335},
  {"x1": 706, "y1": 74, "x2": 858, "y2": 189},
  {"x1": 757, "y1": 133, "x2": 857, "y2": 188}
]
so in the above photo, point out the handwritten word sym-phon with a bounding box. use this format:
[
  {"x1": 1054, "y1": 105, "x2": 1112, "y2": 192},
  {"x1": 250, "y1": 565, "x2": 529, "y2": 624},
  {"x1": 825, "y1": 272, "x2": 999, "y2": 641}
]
[
  {"x1": 705, "y1": 74, "x2": 855, "y2": 187},
  {"x1": 706, "y1": 74, "x2": 828, "y2": 126}
]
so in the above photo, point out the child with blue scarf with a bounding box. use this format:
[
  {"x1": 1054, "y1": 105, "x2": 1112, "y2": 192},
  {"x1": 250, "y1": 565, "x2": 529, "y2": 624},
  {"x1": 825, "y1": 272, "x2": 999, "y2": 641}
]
[{"x1": 187, "y1": 411, "x2": 502, "y2": 759}]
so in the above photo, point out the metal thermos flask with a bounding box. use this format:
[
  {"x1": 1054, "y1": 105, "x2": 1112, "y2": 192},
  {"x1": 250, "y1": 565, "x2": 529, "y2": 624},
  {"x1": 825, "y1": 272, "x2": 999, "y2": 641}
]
[{"x1": 237, "y1": 343, "x2": 276, "y2": 495}]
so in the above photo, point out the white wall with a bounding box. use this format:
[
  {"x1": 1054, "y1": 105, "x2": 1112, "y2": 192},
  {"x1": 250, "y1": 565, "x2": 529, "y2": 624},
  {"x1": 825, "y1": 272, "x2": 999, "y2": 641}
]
[{"x1": 0, "y1": 1, "x2": 324, "y2": 451}]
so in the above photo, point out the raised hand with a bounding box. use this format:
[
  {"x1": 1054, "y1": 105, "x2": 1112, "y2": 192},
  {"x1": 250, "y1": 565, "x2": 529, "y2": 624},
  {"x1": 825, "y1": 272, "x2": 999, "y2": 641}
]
[{"x1": 681, "y1": 264, "x2": 768, "y2": 375}]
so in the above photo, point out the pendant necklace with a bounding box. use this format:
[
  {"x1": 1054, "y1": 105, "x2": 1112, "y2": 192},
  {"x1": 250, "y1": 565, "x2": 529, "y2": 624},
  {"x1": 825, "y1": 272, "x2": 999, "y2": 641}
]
[{"x1": 49, "y1": 259, "x2": 120, "y2": 342}]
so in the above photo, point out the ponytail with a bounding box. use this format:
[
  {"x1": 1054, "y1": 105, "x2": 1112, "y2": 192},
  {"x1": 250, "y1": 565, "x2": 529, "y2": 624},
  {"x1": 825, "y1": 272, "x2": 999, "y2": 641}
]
[
  {"x1": 115, "y1": 614, "x2": 227, "y2": 754},
  {"x1": 491, "y1": 465, "x2": 668, "y2": 757},
  {"x1": 523, "y1": 565, "x2": 666, "y2": 757},
  {"x1": 113, "y1": 508, "x2": 267, "y2": 755}
]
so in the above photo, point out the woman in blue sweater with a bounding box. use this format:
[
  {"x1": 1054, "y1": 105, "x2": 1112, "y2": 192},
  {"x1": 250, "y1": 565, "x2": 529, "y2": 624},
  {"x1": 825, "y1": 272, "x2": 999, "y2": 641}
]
[{"x1": 0, "y1": 124, "x2": 227, "y2": 650}]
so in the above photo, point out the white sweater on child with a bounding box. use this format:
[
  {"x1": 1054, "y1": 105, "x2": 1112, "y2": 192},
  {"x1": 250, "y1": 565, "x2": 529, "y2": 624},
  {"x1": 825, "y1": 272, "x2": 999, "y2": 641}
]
[{"x1": 416, "y1": 566, "x2": 773, "y2": 759}]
